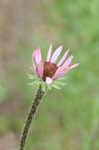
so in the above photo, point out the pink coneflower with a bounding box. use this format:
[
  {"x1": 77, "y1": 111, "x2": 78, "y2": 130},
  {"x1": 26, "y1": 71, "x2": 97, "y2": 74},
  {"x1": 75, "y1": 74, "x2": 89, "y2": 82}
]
[{"x1": 32, "y1": 44, "x2": 79, "y2": 85}]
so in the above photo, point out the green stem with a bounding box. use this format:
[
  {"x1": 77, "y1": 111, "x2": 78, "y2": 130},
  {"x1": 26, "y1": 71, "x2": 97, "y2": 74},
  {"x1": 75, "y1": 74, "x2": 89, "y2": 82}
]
[{"x1": 19, "y1": 84, "x2": 45, "y2": 150}]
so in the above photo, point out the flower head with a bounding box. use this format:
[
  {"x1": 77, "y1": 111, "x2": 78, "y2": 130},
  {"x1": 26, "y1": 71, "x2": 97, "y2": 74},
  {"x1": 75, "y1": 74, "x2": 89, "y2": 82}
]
[{"x1": 32, "y1": 44, "x2": 79, "y2": 85}]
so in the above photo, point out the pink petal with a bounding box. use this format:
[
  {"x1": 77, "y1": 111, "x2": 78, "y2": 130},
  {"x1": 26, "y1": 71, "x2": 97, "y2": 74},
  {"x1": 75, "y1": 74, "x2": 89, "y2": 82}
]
[
  {"x1": 53, "y1": 70, "x2": 68, "y2": 79},
  {"x1": 70, "y1": 63, "x2": 80, "y2": 69},
  {"x1": 46, "y1": 43, "x2": 52, "y2": 61},
  {"x1": 52, "y1": 67, "x2": 69, "y2": 79},
  {"x1": 51, "y1": 45, "x2": 63, "y2": 63},
  {"x1": 35, "y1": 45, "x2": 42, "y2": 64},
  {"x1": 45, "y1": 77, "x2": 53, "y2": 85},
  {"x1": 62, "y1": 55, "x2": 74, "y2": 70},
  {"x1": 37, "y1": 61, "x2": 44, "y2": 78},
  {"x1": 32, "y1": 51, "x2": 37, "y2": 75},
  {"x1": 55, "y1": 63, "x2": 79, "y2": 79},
  {"x1": 57, "y1": 48, "x2": 70, "y2": 66},
  {"x1": 53, "y1": 63, "x2": 80, "y2": 80},
  {"x1": 52, "y1": 67, "x2": 62, "y2": 79}
]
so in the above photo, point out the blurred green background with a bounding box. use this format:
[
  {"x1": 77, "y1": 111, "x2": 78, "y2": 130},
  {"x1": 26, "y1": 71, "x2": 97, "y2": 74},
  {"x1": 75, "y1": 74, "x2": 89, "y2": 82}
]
[{"x1": 0, "y1": 0, "x2": 99, "y2": 150}]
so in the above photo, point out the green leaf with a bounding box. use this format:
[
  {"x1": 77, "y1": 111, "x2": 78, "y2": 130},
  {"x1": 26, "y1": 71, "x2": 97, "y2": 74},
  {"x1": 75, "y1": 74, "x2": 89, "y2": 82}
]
[
  {"x1": 52, "y1": 84, "x2": 61, "y2": 89},
  {"x1": 27, "y1": 74, "x2": 37, "y2": 80}
]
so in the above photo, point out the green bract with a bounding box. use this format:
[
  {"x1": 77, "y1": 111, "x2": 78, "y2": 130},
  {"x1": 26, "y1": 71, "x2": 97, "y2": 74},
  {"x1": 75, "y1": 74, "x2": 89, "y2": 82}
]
[{"x1": 28, "y1": 73, "x2": 67, "y2": 92}]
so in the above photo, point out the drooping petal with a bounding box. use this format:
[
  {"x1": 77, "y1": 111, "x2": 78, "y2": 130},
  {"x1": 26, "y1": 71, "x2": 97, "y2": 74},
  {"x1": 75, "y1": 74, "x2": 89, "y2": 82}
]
[
  {"x1": 53, "y1": 70, "x2": 69, "y2": 79},
  {"x1": 52, "y1": 67, "x2": 69, "y2": 80},
  {"x1": 52, "y1": 67, "x2": 61, "y2": 79},
  {"x1": 37, "y1": 61, "x2": 44, "y2": 78},
  {"x1": 53, "y1": 62, "x2": 80, "y2": 80},
  {"x1": 32, "y1": 51, "x2": 37, "y2": 75},
  {"x1": 56, "y1": 63, "x2": 79, "y2": 78},
  {"x1": 57, "y1": 48, "x2": 70, "y2": 66},
  {"x1": 70, "y1": 63, "x2": 80, "y2": 69},
  {"x1": 46, "y1": 43, "x2": 52, "y2": 61},
  {"x1": 35, "y1": 45, "x2": 42, "y2": 64},
  {"x1": 45, "y1": 77, "x2": 53, "y2": 85},
  {"x1": 61, "y1": 55, "x2": 74, "y2": 70},
  {"x1": 51, "y1": 45, "x2": 63, "y2": 63}
]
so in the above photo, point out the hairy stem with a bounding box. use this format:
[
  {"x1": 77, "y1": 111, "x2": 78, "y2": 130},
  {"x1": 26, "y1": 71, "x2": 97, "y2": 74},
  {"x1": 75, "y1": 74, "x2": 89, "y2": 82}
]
[{"x1": 19, "y1": 84, "x2": 45, "y2": 150}]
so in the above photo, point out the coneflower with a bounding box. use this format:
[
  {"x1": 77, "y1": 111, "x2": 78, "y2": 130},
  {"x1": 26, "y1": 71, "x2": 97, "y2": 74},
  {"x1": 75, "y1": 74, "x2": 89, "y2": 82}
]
[
  {"x1": 32, "y1": 44, "x2": 79, "y2": 84},
  {"x1": 19, "y1": 44, "x2": 79, "y2": 150}
]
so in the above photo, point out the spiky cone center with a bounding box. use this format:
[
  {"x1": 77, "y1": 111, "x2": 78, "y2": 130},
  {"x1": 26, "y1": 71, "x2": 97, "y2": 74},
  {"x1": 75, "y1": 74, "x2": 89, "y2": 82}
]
[{"x1": 42, "y1": 61, "x2": 58, "y2": 81}]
